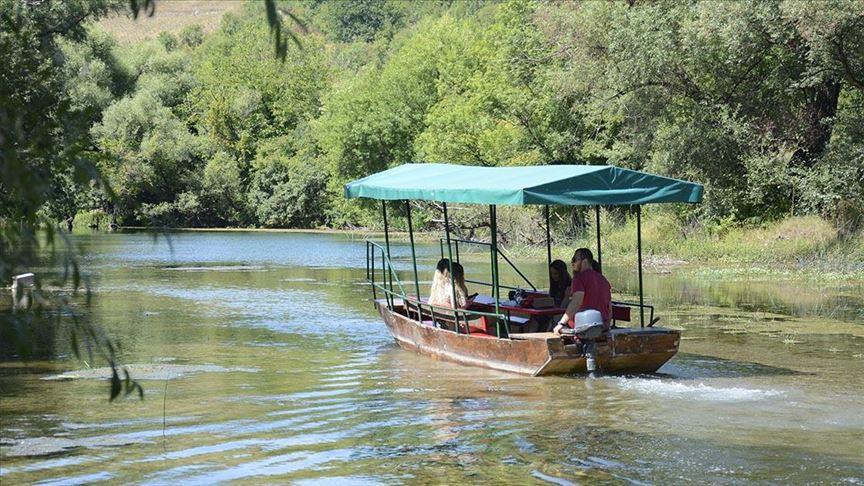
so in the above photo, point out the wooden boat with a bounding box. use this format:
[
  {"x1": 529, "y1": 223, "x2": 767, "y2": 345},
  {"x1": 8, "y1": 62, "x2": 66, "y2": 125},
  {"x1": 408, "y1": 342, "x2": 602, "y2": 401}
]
[
  {"x1": 345, "y1": 163, "x2": 702, "y2": 376},
  {"x1": 377, "y1": 299, "x2": 681, "y2": 376}
]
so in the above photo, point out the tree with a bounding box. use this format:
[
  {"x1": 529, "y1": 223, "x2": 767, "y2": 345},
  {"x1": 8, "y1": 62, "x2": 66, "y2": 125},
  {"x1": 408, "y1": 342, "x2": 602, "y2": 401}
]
[
  {"x1": 92, "y1": 36, "x2": 208, "y2": 225},
  {"x1": 190, "y1": 7, "x2": 328, "y2": 163},
  {"x1": 248, "y1": 129, "x2": 330, "y2": 227},
  {"x1": 179, "y1": 24, "x2": 204, "y2": 48},
  {"x1": 311, "y1": 0, "x2": 406, "y2": 43},
  {"x1": 532, "y1": 0, "x2": 864, "y2": 223},
  {"x1": 0, "y1": 0, "x2": 141, "y2": 400}
]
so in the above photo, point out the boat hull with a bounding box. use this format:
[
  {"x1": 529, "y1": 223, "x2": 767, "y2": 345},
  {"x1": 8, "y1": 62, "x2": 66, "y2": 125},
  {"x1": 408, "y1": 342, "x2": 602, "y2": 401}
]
[{"x1": 376, "y1": 300, "x2": 681, "y2": 376}]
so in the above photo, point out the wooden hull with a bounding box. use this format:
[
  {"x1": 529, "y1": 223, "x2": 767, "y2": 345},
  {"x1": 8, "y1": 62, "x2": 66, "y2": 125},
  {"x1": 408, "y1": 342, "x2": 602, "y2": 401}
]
[{"x1": 376, "y1": 300, "x2": 680, "y2": 376}]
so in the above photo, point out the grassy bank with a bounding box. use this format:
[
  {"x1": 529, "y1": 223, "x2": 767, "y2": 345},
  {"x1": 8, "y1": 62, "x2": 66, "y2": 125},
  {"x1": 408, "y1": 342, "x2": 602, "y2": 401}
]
[{"x1": 526, "y1": 214, "x2": 864, "y2": 282}]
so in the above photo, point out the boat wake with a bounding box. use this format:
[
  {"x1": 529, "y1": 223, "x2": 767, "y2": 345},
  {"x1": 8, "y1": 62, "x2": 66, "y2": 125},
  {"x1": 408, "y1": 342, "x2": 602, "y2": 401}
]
[{"x1": 614, "y1": 377, "x2": 783, "y2": 402}]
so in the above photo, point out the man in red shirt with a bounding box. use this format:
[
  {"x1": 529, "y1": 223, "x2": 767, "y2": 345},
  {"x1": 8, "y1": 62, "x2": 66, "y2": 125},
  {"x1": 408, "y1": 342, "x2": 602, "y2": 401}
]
[{"x1": 552, "y1": 248, "x2": 612, "y2": 333}]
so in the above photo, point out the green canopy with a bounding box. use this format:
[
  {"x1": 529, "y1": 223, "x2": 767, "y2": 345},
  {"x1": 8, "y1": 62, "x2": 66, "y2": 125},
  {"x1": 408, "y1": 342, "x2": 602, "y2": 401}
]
[{"x1": 345, "y1": 163, "x2": 702, "y2": 206}]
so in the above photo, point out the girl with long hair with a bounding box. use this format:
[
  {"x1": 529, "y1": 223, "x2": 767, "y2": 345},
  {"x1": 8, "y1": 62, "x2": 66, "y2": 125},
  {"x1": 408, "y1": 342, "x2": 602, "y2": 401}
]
[
  {"x1": 429, "y1": 260, "x2": 469, "y2": 309},
  {"x1": 548, "y1": 259, "x2": 572, "y2": 307}
]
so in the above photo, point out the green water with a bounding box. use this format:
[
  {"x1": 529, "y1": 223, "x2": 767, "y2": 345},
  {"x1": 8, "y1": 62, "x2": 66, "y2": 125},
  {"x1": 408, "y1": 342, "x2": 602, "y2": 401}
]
[{"x1": 1, "y1": 231, "x2": 863, "y2": 484}]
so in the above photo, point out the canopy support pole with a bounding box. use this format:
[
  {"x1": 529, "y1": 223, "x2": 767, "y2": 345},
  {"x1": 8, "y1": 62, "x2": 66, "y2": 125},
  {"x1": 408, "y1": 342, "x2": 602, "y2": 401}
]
[
  {"x1": 490, "y1": 205, "x2": 501, "y2": 338},
  {"x1": 406, "y1": 200, "x2": 422, "y2": 319},
  {"x1": 636, "y1": 205, "x2": 644, "y2": 328},
  {"x1": 595, "y1": 205, "x2": 602, "y2": 273},
  {"x1": 545, "y1": 205, "x2": 552, "y2": 288},
  {"x1": 382, "y1": 201, "x2": 393, "y2": 310},
  {"x1": 443, "y1": 202, "x2": 460, "y2": 332}
]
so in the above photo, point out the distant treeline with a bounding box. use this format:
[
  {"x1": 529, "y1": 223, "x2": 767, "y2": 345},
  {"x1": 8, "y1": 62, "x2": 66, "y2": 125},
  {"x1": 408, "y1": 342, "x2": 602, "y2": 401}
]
[{"x1": 4, "y1": 0, "x2": 864, "y2": 237}]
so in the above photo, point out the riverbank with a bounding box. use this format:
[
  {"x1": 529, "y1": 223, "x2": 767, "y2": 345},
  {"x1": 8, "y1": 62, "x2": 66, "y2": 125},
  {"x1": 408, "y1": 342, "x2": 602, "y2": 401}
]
[
  {"x1": 101, "y1": 215, "x2": 864, "y2": 282},
  {"x1": 513, "y1": 214, "x2": 864, "y2": 283}
]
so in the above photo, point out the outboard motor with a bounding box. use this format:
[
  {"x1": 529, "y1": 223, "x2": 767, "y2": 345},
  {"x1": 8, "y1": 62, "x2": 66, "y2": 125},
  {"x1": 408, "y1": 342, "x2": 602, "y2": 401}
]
[{"x1": 559, "y1": 310, "x2": 605, "y2": 377}]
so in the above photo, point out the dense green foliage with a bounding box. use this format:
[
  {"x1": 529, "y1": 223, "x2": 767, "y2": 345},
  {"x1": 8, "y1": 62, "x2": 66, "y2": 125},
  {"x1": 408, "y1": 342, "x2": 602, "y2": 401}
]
[
  {"x1": 6, "y1": 0, "x2": 864, "y2": 238},
  {"x1": 0, "y1": 0, "x2": 315, "y2": 399},
  {"x1": 0, "y1": 0, "x2": 142, "y2": 400}
]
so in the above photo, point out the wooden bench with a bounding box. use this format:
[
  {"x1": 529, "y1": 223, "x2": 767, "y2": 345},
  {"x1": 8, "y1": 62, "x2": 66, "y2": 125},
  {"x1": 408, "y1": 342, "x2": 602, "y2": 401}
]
[
  {"x1": 405, "y1": 298, "x2": 502, "y2": 337},
  {"x1": 612, "y1": 304, "x2": 631, "y2": 324}
]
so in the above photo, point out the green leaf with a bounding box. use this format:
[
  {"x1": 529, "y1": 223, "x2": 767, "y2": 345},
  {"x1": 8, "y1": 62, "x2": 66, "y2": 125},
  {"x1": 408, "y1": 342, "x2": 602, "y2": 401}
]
[{"x1": 109, "y1": 366, "x2": 121, "y2": 401}]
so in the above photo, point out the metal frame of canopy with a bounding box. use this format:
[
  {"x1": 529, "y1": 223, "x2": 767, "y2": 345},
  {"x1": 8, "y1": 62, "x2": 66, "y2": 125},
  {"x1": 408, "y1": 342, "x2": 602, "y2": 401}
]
[{"x1": 349, "y1": 163, "x2": 703, "y2": 334}]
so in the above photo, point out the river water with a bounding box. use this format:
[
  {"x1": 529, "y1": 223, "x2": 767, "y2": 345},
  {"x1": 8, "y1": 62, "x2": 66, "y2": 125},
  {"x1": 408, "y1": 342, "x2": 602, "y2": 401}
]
[{"x1": 1, "y1": 231, "x2": 862, "y2": 484}]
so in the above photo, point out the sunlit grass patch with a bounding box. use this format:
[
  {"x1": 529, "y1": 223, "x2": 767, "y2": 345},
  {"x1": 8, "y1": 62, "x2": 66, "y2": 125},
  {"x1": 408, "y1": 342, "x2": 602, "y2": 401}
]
[{"x1": 539, "y1": 213, "x2": 864, "y2": 282}]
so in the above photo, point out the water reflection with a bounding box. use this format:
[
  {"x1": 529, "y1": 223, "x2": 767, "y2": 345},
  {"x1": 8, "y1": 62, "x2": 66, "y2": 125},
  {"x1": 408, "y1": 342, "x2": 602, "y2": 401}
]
[{"x1": 1, "y1": 231, "x2": 862, "y2": 483}]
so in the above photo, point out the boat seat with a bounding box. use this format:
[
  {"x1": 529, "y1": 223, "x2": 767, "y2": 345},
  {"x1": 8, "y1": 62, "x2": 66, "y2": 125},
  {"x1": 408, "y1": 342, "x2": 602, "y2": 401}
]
[
  {"x1": 406, "y1": 298, "x2": 509, "y2": 337},
  {"x1": 419, "y1": 319, "x2": 495, "y2": 337},
  {"x1": 612, "y1": 304, "x2": 630, "y2": 322},
  {"x1": 406, "y1": 299, "x2": 461, "y2": 323},
  {"x1": 610, "y1": 302, "x2": 660, "y2": 327},
  {"x1": 466, "y1": 325, "x2": 496, "y2": 338},
  {"x1": 511, "y1": 332, "x2": 557, "y2": 341},
  {"x1": 481, "y1": 314, "x2": 529, "y2": 328}
]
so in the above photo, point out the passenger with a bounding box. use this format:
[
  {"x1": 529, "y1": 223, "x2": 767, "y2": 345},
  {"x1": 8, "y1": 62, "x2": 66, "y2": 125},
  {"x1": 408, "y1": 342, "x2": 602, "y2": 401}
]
[
  {"x1": 429, "y1": 258, "x2": 450, "y2": 300},
  {"x1": 548, "y1": 259, "x2": 573, "y2": 307},
  {"x1": 534, "y1": 259, "x2": 573, "y2": 332},
  {"x1": 429, "y1": 261, "x2": 471, "y2": 309},
  {"x1": 553, "y1": 248, "x2": 612, "y2": 334}
]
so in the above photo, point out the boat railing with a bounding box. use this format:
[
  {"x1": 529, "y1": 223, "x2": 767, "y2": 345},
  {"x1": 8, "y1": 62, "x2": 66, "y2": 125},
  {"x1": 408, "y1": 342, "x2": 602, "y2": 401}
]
[
  {"x1": 366, "y1": 240, "x2": 511, "y2": 338},
  {"x1": 439, "y1": 238, "x2": 536, "y2": 292},
  {"x1": 611, "y1": 300, "x2": 656, "y2": 328},
  {"x1": 366, "y1": 240, "x2": 408, "y2": 309}
]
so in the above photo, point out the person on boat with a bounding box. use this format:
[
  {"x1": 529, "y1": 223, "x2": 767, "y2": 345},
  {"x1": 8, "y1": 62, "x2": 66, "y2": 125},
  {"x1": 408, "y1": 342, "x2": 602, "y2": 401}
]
[
  {"x1": 553, "y1": 248, "x2": 612, "y2": 334},
  {"x1": 429, "y1": 258, "x2": 450, "y2": 299},
  {"x1": 548, "y1": 259, "x2": 573, "y2": 307},
  {"x1": 429, "y1": 260, "x2": 471, "y2": 309},
  {"x1": 526, "y1": 260, "x2": 574, "y2": 332}
]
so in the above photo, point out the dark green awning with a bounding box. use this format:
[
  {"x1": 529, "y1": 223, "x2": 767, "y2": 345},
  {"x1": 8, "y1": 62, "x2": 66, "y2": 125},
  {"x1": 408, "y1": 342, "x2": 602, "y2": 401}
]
[{"x1": 344, "y1": 163, "x2": 702, "y2": 206}]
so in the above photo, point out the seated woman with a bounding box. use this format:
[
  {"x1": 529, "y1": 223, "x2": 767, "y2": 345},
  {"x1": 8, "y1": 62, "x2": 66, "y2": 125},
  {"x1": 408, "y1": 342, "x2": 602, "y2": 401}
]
[
  {"x1": 549, "y1": 259, "x2": 573, "y2": 307},
  {"x1": 429, "y1": 258, "x2": 450, "y2": 301},
  {"x1": 429, "y1": 261, "x2": 471, "y2": 309},
  {"x1": 553, "y1": 248, "x2": 612, "y2": 334},
  {"x1": 533, "y1": 259, "x2": 573, "y2": 332}
]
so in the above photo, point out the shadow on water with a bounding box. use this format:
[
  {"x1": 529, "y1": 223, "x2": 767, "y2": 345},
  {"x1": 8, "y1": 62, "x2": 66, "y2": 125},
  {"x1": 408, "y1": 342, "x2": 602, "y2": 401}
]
[{"x1": 0, "y1": 299, "x2": 60, "y2": 363}]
